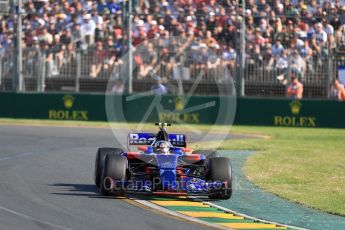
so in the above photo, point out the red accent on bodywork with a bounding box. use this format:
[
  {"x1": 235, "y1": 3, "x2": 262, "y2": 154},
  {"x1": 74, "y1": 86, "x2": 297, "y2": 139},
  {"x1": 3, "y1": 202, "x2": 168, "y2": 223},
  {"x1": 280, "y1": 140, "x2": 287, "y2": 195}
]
[
  {"x1": 137, "y1": 146, "x2": 147, "y2": 151},
  {"x1": 126, "y1": 152, "x2": 141, "y2": 159},
  {"x1": 176, "y1": 167, "x2": 186, "y2": 177},
  {"x1": 182, "y1": 148, "x2": 193, "y2": 153},
  {"x1": 185, "y1": 154, "x2": 202, "y2": 161}
]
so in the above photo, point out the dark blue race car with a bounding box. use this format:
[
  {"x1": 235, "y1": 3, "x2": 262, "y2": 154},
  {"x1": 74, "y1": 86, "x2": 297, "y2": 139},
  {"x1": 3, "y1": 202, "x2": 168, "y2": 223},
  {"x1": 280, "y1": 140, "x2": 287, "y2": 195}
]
[{"x1": 94, "y1": 123, "x2": 233, "y2": 199}]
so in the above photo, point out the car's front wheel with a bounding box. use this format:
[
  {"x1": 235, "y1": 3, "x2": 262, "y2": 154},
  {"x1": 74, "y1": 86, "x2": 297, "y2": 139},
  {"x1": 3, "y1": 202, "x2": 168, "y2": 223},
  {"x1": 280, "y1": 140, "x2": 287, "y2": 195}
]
[
  {"x1": 207, "y1": 157, "x2": 232, "y2": 200},
  {"x1": 94, "y1": 147, "x2": 123, "y2": 188},
  {"x1": 100, "y1": 153, "x2": 128, "y2": 196}
]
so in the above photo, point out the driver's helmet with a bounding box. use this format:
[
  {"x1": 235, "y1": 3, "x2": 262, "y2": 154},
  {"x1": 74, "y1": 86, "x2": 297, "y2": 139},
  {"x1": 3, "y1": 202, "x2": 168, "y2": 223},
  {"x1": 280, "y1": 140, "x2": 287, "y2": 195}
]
[{"x1": 154, "y1": 141, "x2": 170, "y2": 154}]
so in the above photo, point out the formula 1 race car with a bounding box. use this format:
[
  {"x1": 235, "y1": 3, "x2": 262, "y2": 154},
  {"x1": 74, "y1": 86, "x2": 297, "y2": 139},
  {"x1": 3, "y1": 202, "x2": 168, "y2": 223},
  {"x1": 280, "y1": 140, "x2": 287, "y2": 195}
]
[{"x1": 94, "y1": 123, "x2": 232, "y2": 199}]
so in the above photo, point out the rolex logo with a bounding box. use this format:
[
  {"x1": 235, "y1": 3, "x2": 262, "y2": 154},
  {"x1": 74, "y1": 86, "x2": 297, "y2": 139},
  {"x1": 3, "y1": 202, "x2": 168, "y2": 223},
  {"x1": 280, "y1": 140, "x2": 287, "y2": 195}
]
[
  {"x1": 174, "y1": 97, "x2": 185, "y2": 112},
  {"x1": 289, "y1": 100, "x2": 301, "y2": 115},
  {"x1": 63, "y1": 95, "x2": 75, "y2": 109}
]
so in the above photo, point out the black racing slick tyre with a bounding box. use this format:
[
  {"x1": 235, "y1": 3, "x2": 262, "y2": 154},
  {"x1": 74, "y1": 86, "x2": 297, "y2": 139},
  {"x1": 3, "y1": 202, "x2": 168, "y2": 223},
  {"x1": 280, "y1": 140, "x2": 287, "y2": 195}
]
[
  {"x1": 100, "y1": 153, "x2": 128, "y2": 196},
  {"x1": 207, "y1": 157, "x2": 233, "y2": 200},
  {"x1": 94, "y1": 147, "x2": 124, "y2": 188}
]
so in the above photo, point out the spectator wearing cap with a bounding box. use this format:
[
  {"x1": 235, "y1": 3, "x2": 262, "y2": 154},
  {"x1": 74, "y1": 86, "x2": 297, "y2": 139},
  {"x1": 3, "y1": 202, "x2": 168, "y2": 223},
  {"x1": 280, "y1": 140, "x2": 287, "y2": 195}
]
[
  {"x1": 312, "y1": 22, "x2": 328, "y2": 58},
  {"x1": 287, "y1": 69, "x2": 304, "y2": 99},
  {"x1": 81, "y1": 14, "x2": 96, "y2": 45},
  {"x1": 133, "y1": 19, "x2": 147, "y2": 46},
  {"x1": 331, "y1": 78, "x2": 345, "y2": 101},
  {"x1": 322, "y1": 19, "x2": 335, "y2": 52},
  {"x1": 147, "y1": 21, "x2": 159, "y2": 40},
  {"x1": 206, "y1": 12, "x2": 216, "y2": 32}
]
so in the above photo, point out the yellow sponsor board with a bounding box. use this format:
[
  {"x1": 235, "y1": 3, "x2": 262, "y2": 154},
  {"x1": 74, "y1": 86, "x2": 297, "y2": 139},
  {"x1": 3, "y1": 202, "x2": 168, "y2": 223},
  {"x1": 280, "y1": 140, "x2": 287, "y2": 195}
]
[
  {"x1": 48, "y1": 95, "x2": 89, "y2": 121},
  {"x1": 159, "y1": 112, "x2": 199, "y2": 123},
  {"x1": 159, "y1": 97, "x2": 200, "y2": 123},
  {"x1": 274, "y1": 100, "x2": 316, "y2": 127}
]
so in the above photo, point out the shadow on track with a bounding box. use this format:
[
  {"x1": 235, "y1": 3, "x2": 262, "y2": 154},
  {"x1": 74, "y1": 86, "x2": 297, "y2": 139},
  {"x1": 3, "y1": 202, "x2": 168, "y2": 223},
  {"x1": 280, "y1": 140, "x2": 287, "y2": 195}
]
[{"x1": 49, "y1": 183, "x2": 127, "y2": 199}]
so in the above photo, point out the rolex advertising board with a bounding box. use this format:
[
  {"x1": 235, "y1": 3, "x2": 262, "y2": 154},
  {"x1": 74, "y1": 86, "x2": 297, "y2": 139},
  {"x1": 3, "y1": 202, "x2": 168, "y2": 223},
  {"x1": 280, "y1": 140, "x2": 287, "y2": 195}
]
[
  {"x1": 0, "y1": 93, "x2": 344, "y2": 128},
  {"x1": 235, "y1": 97, "x2": 345, "y2": 128}
]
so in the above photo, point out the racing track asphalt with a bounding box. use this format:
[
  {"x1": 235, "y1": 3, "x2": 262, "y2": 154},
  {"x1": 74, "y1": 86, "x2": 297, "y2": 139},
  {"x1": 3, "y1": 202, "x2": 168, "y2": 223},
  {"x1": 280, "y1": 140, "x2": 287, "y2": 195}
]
[{"x1": 0, "y1": 124, "x2": 245, "y2": 230}]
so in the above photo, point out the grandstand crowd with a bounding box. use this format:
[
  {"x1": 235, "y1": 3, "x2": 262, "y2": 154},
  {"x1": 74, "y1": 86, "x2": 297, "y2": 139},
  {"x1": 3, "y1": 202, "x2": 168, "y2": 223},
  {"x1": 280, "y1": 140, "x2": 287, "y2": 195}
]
[{"x1": 1, "y1": 0, "x2": 345, "y2": 99}]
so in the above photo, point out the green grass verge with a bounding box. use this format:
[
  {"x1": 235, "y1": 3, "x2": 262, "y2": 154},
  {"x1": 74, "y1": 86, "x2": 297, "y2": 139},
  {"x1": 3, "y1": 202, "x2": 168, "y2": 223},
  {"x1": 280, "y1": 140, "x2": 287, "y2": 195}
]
[
  {"x1": 191, "y1": 126, "x2": 345, "y2": 216},
  {"x1": 1, "y1": 119, "x2": 344, "y2": 216}
]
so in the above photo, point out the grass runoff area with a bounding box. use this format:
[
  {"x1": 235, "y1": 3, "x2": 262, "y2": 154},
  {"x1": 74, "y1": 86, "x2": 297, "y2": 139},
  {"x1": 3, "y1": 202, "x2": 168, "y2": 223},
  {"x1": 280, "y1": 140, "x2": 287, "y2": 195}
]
[{"x1": 1, "y1": 119, "x2": 345, "y2": 216}]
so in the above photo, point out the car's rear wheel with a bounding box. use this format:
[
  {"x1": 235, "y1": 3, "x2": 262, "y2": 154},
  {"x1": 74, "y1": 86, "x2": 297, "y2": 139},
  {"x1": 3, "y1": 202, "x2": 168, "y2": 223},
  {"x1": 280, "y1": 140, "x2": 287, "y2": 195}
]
[
  {"x1": 94, "y1": 147, "x2": 123, "y2": 188},
  {"x1": 100, "y1": 153, "x2": 128, "y2": 196},
  {"x1": 207, "y1": 157, "x2": 232, "y2": 200}
]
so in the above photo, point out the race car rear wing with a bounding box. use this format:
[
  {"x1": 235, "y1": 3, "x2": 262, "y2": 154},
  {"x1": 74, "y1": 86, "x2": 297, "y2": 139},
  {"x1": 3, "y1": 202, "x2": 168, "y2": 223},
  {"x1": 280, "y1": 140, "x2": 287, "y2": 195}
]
[{"x1": 128, "y1": 133, "x2": 186, "y2": 147}]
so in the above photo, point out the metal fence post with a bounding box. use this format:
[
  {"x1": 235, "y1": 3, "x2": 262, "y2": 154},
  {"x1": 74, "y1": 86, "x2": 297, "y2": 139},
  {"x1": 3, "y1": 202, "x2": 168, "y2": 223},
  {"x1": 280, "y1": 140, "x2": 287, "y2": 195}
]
[
  {"x1": 238, "y1": 0, "x2": 245, "y2": 97},
  {"x1": 37, "y1": 50, "x2": 45, "y2": 92},
  {"x1": 326, "y1": 54, "x2": 333, "y2": 98},
  {"x1": 177, "y1": 54, "x2": 184, "y2": 96},
  {"x1": 16, "y1": 0, "x2": 23, "y2": 92},
  {"x1": 128, "y1": 0, "x2": 133, "y2": 94},
  {"x1": 76, "y1": 52, "x2": 81, "y2": 92}
]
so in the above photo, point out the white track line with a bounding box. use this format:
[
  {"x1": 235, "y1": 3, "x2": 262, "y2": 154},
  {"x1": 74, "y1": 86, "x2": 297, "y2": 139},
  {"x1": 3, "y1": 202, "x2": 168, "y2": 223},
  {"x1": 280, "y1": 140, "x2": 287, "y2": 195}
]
[
  {"x1": 0, "y1": 206, "x2": 74, "y2": 230},
  {"x1": 0, "y1": 153, "x2": 36, "y2": 162}
]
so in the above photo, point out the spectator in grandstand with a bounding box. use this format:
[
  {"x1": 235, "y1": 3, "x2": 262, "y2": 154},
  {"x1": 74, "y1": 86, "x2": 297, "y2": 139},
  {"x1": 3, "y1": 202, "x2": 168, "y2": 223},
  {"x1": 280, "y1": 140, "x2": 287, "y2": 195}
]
[
  {"x1": 331, "y1": 78, "x2": 345, "y2": 101},
  {"x1": 207, "y1": 43, "x2": 222, "y2": 81},
  {"x1": 299, "y1": 40, "x2": 314, "y2": 74},
  {"x1": 290, "y1": 50, "x2": 306, "y2": 77},
  {"x1": 336, "y1": 24, "x2": 345, "y2": 50},
  {"x1": 287, "y1": 69, "x2": 304, "y2": 99},
  {"x1": 192, "y1": 43, "x2": 209, "y2": 74},
  {"x1": 221, "y1": 45, "x2": 236, "y2": 79},
  {"x1": 2, "y1": 0, "x2": 345, "y2": 86},
  {"x1": 267, "y1": 39, "x2": 284, "y2": 70},
  {"x1": 159, "y1": 47, "x2": 174, "y2": 80},
  {"x1": 275, "y1": 50, "x2": 289, "y2": 73},
  {"x1": 322, "y1": 19, "x2": 335, "y2": 52},
  {"x1": 64, "y1": 42, "x2": 76, "y2": 64},
  {"x1": 90, "y1": 41, "x2": 116, "y2": 78},
  {"x1": 40, "y1": 28, "x2": 53, "y2": 45},
  {"x1": 151, "y1": 76, "x2": 167, "y2": 95},
  {"x1": 311, "y1": 22, "x2": 328, "y2": 58},
  {"x1": 81, "y1": 14, "x2": 96, "y2": 46},
  {"x1": 51, "y1": 34, "x2": 64, "y2": 68},
  {"x1": 137, "y1": 42, "x2": 157, "y2": 79}
]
